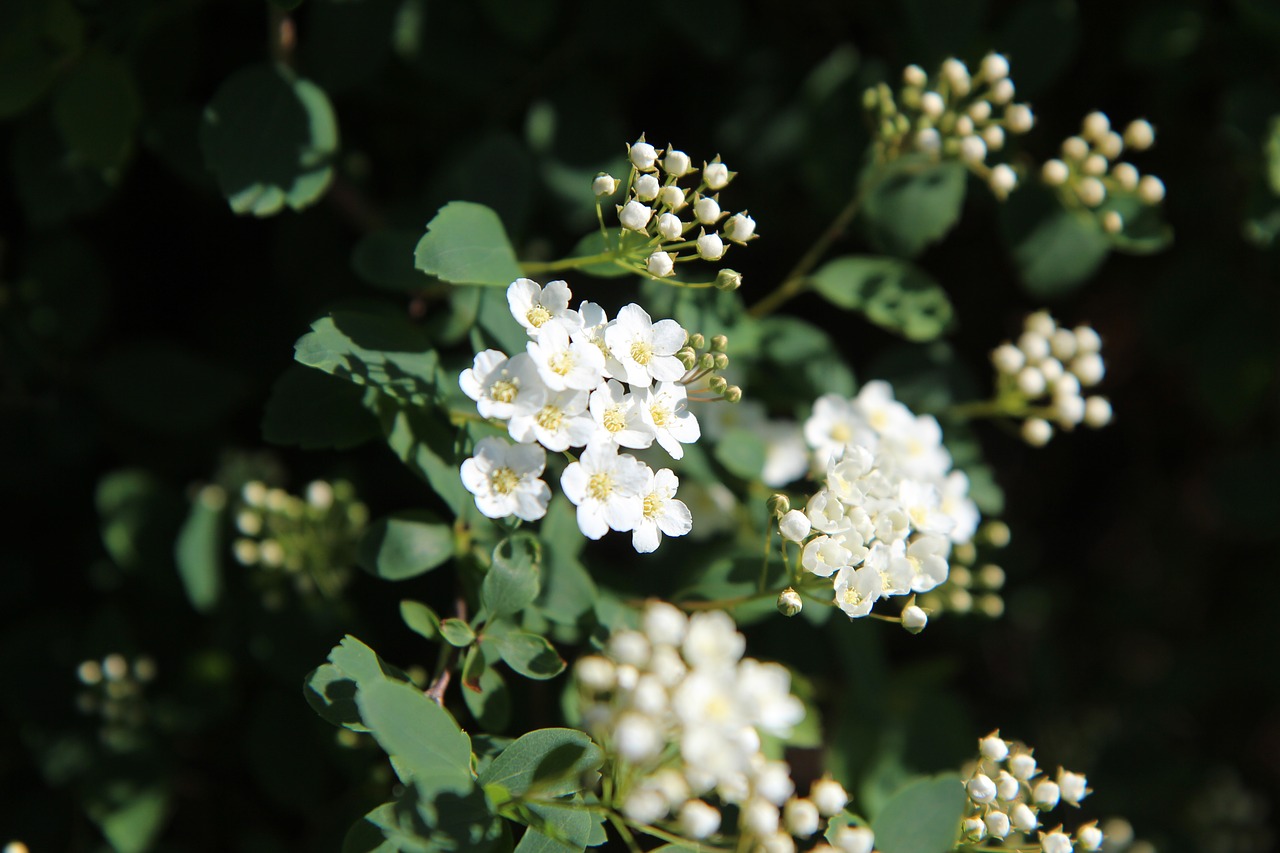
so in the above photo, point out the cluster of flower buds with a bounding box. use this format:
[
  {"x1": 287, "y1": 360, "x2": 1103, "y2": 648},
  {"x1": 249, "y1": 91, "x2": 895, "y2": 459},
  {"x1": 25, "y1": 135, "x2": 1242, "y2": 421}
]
[
  {"x1": 916, "y1": 520, "x2": 1009, "y2": 620},
  {"x1": 990, "y1": 311, "x2": 1111, "y2": 447},
  {"x1": 960, "y1": 731, "x2": 1107, "y2": 853},
  {"x1": 1041, "y1": 112, "x2": 1164, "y2": 233},
  {"x1": 75, "y1": 653, "x2": 156, "y2": 741},
  {"x1": 576, "y1": 603, "x2": 869, "y2": 852},
  {"x1": 594, "y1": 136, "x2": 754, "y2": 286},
  {"x1": 864, "y1": 54, "x2": 1035, "y2": 198},
  {"x1": 460, "y1": 279, "x2": 742, "y2": 551},
  {"x1": 233, "y1": 479, "x2": 367, "y2": 600}
]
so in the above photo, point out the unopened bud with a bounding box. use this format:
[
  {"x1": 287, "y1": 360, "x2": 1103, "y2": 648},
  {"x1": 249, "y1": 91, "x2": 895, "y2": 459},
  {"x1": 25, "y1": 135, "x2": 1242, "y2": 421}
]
[
  {"x1": 593, "y1": 173, "x2": 619, "y2": 196},
  {"x1": 677, "y1": 347, "x2": 697, "y2": 368},
  {"x1": 710, "y1": 334, "x2": 728, "y2": 352},
  {"x1": 777, "y1": 588, "x2": 803, "y2": 617},
  {"x1": 708, "y1": 375, "x2": 728, "y2": 393},
  {"x1": 779, "y1": 509, "x2": 810, "y2": 541},
  {"x1": 688, "y1": 333, "x2": 706, "y2": 350},
  {"x1": 713, "y1": 353, "x2": 729, "y2": 370},
  {"x1": 724, "y1": 385, "x2": 742, "y2": 403},
  {"x1": 715, "y1": 268, "x2": 743, "y2": 291},
  {"x1": 699, "y1": 353, "x2": 716, "y2": 371},
  {"x1": 980, "y1": 520, "x2": 1011, "y2": 548},
  {"x1": 901, "y1": 605, "x2": 928, "y2": 634},
  {"x1": 768, "y1": 493, "x2": 791, "y2": 517}
]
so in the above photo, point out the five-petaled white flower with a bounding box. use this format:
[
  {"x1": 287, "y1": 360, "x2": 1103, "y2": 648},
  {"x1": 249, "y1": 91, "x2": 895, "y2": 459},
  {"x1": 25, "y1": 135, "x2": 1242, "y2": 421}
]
[
  {"x1": 508, "y1": 278, "x2": 573, "y2": 337},
  {"x1": 560, "y1": 443, "x2": 648, "y2": 539},
  {"x1": 833, "y1": 565, "x2": 882, "y2": 618},
  {"x1": 459, "y1": 350, "x2": 543, "y2": 420},
  {"x1": 508, "y1": 387, "x2": 595, "y2": 452},
  {"x1": 589, "y1": 379, "x2": 655, "y2": 449},
  {"x1": 637, "y1": 381, "x2": 701, "y2": 460},
  {"x1": 460, "y1": 437, "x2": 551, "y2": 521},
  {"x1": 633, "y1": 468, "x2": 692, "y2": 553},
  {"x1": 527, "y1": 319, "x2": 606, "y2": 392},
  {"x1": 604, "y1": 304, "x2": 688, "y2": 388}
]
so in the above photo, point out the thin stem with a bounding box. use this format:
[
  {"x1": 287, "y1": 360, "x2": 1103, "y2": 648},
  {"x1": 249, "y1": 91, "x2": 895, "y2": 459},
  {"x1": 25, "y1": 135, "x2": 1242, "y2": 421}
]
[
  {"x1": 425, "y1": 595, "x2": 467, "y2": 704},
  {"x1": 605, "y1": 812, "x2": 642, "y2": 853},
  {"x1": 676, "y1": 588, "x2": 779, "y2": 611},
  {"x1": 630, "y1": 821, "x2": 732, "y2": 852},
  {"x1": 758, "y1": 524, "x2": 774, "y2": 593},
  {"x1": 520, "y1": 251, "x2": 621, "y2": 275}
]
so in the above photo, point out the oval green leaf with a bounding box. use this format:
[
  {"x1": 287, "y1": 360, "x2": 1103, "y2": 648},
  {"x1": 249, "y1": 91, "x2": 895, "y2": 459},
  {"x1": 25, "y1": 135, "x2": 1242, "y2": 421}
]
[
  {"x1": 811, "y1": 255, "x2": 954, "y2": 342},
  {"x1": 482, "y1": 535, "x2": 542, "y2": 618},
  {"x1": 358, "y1": 510, "x2": 453, "y2": 581},
  {"x1": 862, "y1": 156, "x2": 967, "y2": 258},
  {"x1": 414, "y1": 201, "x2": 523, "y2": 287},
  {"x1": 870, "y1": 773, "x2": 966, "y2": 853},
  {"x1": 496, "y1": 632, "x2": 565, "y2": 680},
  {"x1": 477, "y1": 728, "x2": 602, "y2": 798}
]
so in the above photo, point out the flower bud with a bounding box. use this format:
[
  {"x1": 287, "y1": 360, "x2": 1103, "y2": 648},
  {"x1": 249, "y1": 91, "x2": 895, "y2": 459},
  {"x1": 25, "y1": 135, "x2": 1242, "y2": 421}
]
[
  {"x1": 1099, "y1": 130, "x2": 1124, "y2": 160},
  {"x1": 659, "y1": 184, "x2": 686, "y2": 210},
  {"x1": 959, "y1": 135, "x2": 987, "y2": 165},
  {"x1": 941, "y1": 58, "x2": 971, "y2": 96},
  {"x1": 980, "y1": 732, "x2": 1009, "y2": 761},
  {"x1": 985, "y1": 811, "x2": 1011, "y2": 839},
  {"x1": 1076, "y1": 177, "x2": 1106, "y2": 207},
  {"x1": 955, "y1": 115, "x2": 975, "y2": 137},
  {"x1": 629, "y1": 139, "x2": 658, "y2": 171},
  {"x1": 784, "y1": 798, "x2": 821, "y2": 837},
  {"x1": 1061, "y1": 136, "x2": 1089, "y2": 161},
  {"x1": 663, "y1": 148, "x2": 693, "y2": 177},
  {"x1": 1042, "y1": 159, "x2": 1070, "y2": 186},
  {"x1": 990, "y1": 77, "x2": 1014, "y2": 104},
  {"x1": 1083, "y1": 396, "x2": 1112, "y2": 428},
  {"x1": 1022, "y1": 418, "x2": 1053, "y2": 447},
  {"x1": 619, "y1": 200, "x2": 653, "y2": 232},
  {"x1": 656, "y1": 211, "x2": 684, "y2": 241},
  {"x1": 634, "y1": 173, "x2": 660, "y2": 201},
  {"x1": 1124, "y1": 119, "x2": 1155, "y2": 151},
  {"x1": 715, "y1": 268, "x2": 743, "y2": 290},
  {"x1": 809, "y1": 777, "x2": 848, "y2": 817},
  {"x1": 703, "y1": 161, "x2": 731, "y2": 190},
  {"x1": 779, "y1": 510, "x2": 810, "y2": 542},
  {"x1": 1040, "y1": 830, "x2": 1072, "y2": 853},
  {"x1": 916, "y1": 127, "x2": 942, "y2": 155},
  {"x1": 920, "y1": 91, "x2": 945, "y2": 119},
  {"x1": 713, "y1": 353, "x2": 729, "y2": 370},
  {"x1": 1058, "y1": 769, "x2": 1089, "y2": 805},
  {"x1": 724, "y1": 212, "x2": 757, "y2": 243},
  {"x1": 699, "y1": 353, "x2": 717, "y2": 371},
  {"x1": 696, "y1": 231, "x2": 726, "y2": 260},
  {"x1": 646, "y1": 251, "x2": 675, "y2": 278},
  {"x1": 592, "y1": 173, "x2": 619, "y2": 196},
  {"x1": 832, "y1": 826, "x2": 874, "y2": 853},
  {"x1": 724, "y1": 385, "x2": 742, "y2": 403},
  {"x1": 967, "y1": 774, "x2": 997, "y2": 804},
  {"x1": 981, "y1": 52, "x2": 1010, "y2": 81},
  {"x1": 1112, "y1": 162, "x2": 1139, "y2": 191},
  {"x1": 989, "y1": 163, "x2": 1017, "y2": 197},
  {"x1": 963, "y1": 818, "x2": 986, "y2": 841},
  {"x1": 1076, "y1": 823, "x2": 1103, "y2": 851},
  {"x1": 1102, "y1": 210, "x2": 1123, "y2": 234},
  {"x1": 769, "y1": 493, "x2": 792, "y2": 517},
  {"x1": 1005, "y1": 103, "x2": 1034, "y2": 133},
  {"x1": 694, "y1": 196, "x2": 722, "y2": 225},
  {"x1": 708, "y1": 375, "x2": 728, "y2": 393},
  {"x1": 903, "y1": 64, "x2": 927, "y2": 87},
  {"x1": 1138, "y1": 174, "x2": 1165, "y2": 204},
  {"x1": 1082, "y1": 153, "x2": 1108, "y2": 176},
  {"x1": 677, "y1": 347, "x2": 697, "y2": 368},
  {"x1": 1071, "y1": 352, "x2": 1105, "y2": 386},
  {"x1": 997, "y1": 770, "x2": 1020, "y2": 800},
  {"x1": 679, "y1": 800, "x2": 721, "y2": 839},
  {"x1": 1010, "y1": 802, "x2": 1038, "y2": 831},
  {"x1": 1016, "y1": 366, "x2": 1047, "y2": 397},
  {"x1": 901, "y1": 605, "x2": 928, "y2": 634},
  {"x1": 1082, "y1": 110, "x2": 1110, "y2": 141},
  {"x1": 1032, "y1": 779, "x2": 1061, "y2": 809},
  {"x1": 983, "y1": 124, "x2": 1006, "y2": 151},
  {"x1": 1055, "y1": 393, "x2": 1085, "y2": 427},
  {"x1": 575, "y1": 655, "x2": 616, "y2": 691},
  {"x1": 991, "y1": 343, "x2": 1025, "y2": 374},
  {"x1": 1009, "y1": 752, "x2": 1038, "y2": 780}
]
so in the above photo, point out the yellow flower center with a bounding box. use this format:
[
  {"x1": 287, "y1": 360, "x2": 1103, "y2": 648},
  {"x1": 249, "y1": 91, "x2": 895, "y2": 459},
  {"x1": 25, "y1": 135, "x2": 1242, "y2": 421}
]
[
  {"x1": 649, "y1": 403, "x2": 671, "y2": 428},
  {"x1": 831, "y1": 423, "x2": 852, "y2": 443},
  {"x1": 630, "y1": 340, "x2": 653, "y2": 365},
  {"x1": 527, "y1": 305, "x2": 552, "y2": 327},
  {"x1": 535, "y1": 405, "x2": 563, "y2": 432},
  {"x1": 491, "y1": 466, "x2": 519, "y2": 495},
  {"x1": 587, "y1": 472, "x2": 613, "y2": 501},
  {"x1": 841, "y1": 585, "x2": 864, "y2": 607},
  {"x1": 869, "y1": 410, "x2": 889, "y2": 431},
  {"x1": 548, "y1": 351, "x2": 574, "y2": 376},
  {"x1": 643, "y1": 493, "x2": 662, "y2": 518},
  {"x1": 603, "y1": 406, "x2": 626, "y2": 433},
  {"x1": 489, "y1": 378, "x2": 519, "y2": 403}
]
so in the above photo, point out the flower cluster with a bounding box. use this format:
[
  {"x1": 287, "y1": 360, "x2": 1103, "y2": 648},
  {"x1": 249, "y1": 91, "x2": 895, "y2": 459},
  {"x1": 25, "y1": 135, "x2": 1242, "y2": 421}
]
[
  {"x1": 460, "y1": 279, "x2": 740, "y2": 551},
  {"x1": 576, "y1": 603, "x2": 869, "y2": 852},
  {"x1": 960, "y1": 731, "x2": 1110, "y2": 853},
  {"x1": 864, "y1": 53, "x2": 1035, "y2": 198},
  {"x1": 233, "y1": 479, "x2": 367, "y2": 600},
  {"x1": 1041, "y1": 112, "x2": 1164, "y2": 233},
  {"x1": 915, "y1": 520, "x2": 1010, "y2": 620},
  {"x1": 75, "y1": 653, "x2": 156, "y2": 742},
  {"x1": 990, "y1": 311, "x2": 1111, "y2": 447},
  {"x1": 778, "y1": 381, "x2": 980, "y2": 625},
  {"x1": 595, "y1": 136, "x2": 755, "y2": 280}
]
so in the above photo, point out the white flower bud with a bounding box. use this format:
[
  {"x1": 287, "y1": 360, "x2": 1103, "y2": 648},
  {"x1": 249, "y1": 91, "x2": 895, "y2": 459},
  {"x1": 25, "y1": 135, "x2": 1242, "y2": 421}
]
[
  {"x1": 1010, "y1": 802, "x2": 1039, "y2": 831},
  {"x1": 983, "y1": 124, "x2": 1006, "y2": 151},
  {"x1": 955, "y1": 115, "x2": 975, "y2": 137},
  {"x1": 1042, "y1": 159, "x2": 1070, "y2": 186},
  {"x1": 1058, "y1": 769, "x2": 1089, "y2": 805},
  {"x1": 679, "y1": 800, "x2": 721, "y2": 839},
  {"x1": 964, "y1": 818, "x2": 987, "y2": 841},
  {"x1": 575, "y1": 655, "x2": 616, "y2": 691},
  {"x1": 1083, "y1": 396, "x2": 1112, "y2": 428},
  {"x1": 997, "y1": 770, "x2": 1020, "y2": 801},
  {"x1": 743, "y1": 798, "x2": 780, "y2": 837},
  {"x1": 622, "y1": 788, "x2": 666, "y2": 824},
  {"x1": 903, "y1": 64, "x2": 928, "y2": 87},
  {"x1": 619, "y1": 200, "x2": 653, "y2": 232},
  {"x1": 1061, "y1": 136, "x2": 1089, "y2": 161},
  {"x1": 1005, "y1": 103, "x2": 1034, "y2": 133},
  {"x1": 989, "y1": 163, "x2": 1017, "y2": 196},
  {"x1": 1102, "y1": 210, "x2": 1124, "y2": 235},
  {"x1": 968, "y1": 100, "x2": 993, "y2": 122},
  {"x1": 1071, "y1": 353, "x2": 1105, "y2": 386},
  {"x1": 833, "y1": 826, "x2": 874, "y2": 853},
  {"x1": 967, "y1": 774, "x2": 997, "y2": 804},
  {"x1": 1082, "y1": 110, "x2": 1110, "y2": 141},
  {"x1": 233, "y1": 538, "x2": 259, "y2": 565},
  {"x1": 1038, "y1": 357, "x2": 1064, "y2": 384},
  {"x1": 1124, "y1": 119, "x2": 1155, "y2": 151},
  {"x1": 259, "y1": 539, "x2": 285, "y2": 567},
  {"x1": 646, "y1": 251, "x2": 675, "y2": 278},
  {"x1": 1053, "y1": 373, "x2": 1081, "y2": 398},
  {"x1": 1138, "y1": 174, "x2": 1165, "y2": 204},
  {"x1": 1019, "y1": 325, "x2": 1052, "y2": 357},
  {"x1": 784, "y1": 798, "x2": 821, "y2": 837},
  {"x1": 959, "y1": 135, "x2": 987, "y2": 165},
  {"x1": 1055, "y1": 394, "x2": 1085, "y2": 427},
  {"x1": 777, "y1": 587, "x2": 803, "y2": 617},
  {"x1": 992, "y1": 342, "x2": 1025, "y2": 374},
  {"x1": 901, "y1": 605, "x2": 928, "y2": 634},
  {"x1": 990, "y1": 77, "x2": 1015, "y2": 104},
  {"x1": 1017, "y1": 366, "x2": 1047, "y2": 397},
  {"x1": 1041, "y1": 830, "x2": 1073, "y2": 853},
  {"x1": 1076, "y1": 824, "x2": 1103, "y2": 851},
  {"x1": 635, "y1": 173, "x2": 661, "y2": 201},
  {"x1": 1082, "y1": 154, "x2": 1108, "y2": 177},
  {"x1": 1009, "y1": 752, "x2": 1038, "y2": 780},
  {"x1": 630, "y1": 140, "x2": 658, "y2": 171},
  {"x1": 664, "y1": 148, "x2": 693, "y2": 177},
  {"x1": 725, "y1": 212, "x2": 757, "y2": 243},
  {"x1": 1022, "y1": 418, "x2": 1053, "y2": 447},
  {"x1": 615, "y1": 663, "x2": 639, "y2": 690},
  {"x1": 779, "y1": 509, "x2": 812, "y2": 542},
  {"x1": 609, "y1": 629, "x2": 650, "y2": 666},
  {"x1": 920, "y1": 91, "x2": 945, "y2": 119},
  {"x1": 986, "y1": 810, "x2": 1011, "y2": 839},
  {"x1": 1032, "y1": 779, "x2": 1061, "y2": 809},
  {"x1": 659, "y1": 184, "x2": 686, "y2": 209},
  {"x1": 761, "y1": 832, "x2": 795, "y2": 853},
  {"x1": 593, "y1": 173, "x2": 619, "y2": 196},
  {"x1": 942, "y1": 58, "x2": 971, "y2": 96},
  {"x1": 1074, "y1": 325, "x2": 1102, "y2": 353},
  {"x1": 1076, "y1": 177, "x2": 1106, "y2": 207},
  {"x1": 697, "y1": 231, "x2": 725, "y2": 261},
  {"x1": 614, "y1": 712, "x2": 661, "y2": 762},
  {"x1": 657, "y1": 212, "x2": 684, "y2": 241},
  {"x1": 809, "y1": 778, "x2": 849, "y2": 817},
  {"x1": 980, "y1": 733, "x2": 1010, "y2": 761},
  {"x1": 236, "y1": 510, "x2": 262, "y2": 536},
  {"x1": 694, "y1": 196, "x2": 722, "y2": 225},
  {"x1": 1112, "y1": 162, "x2": 1139, "y2": 191},
  {"x1": 756, "y1": 760, "x2": 795, "y2": 805},
  {"x1": 77, "y1": 659, "x2": 103, "y2": 685},
  {"x1": 704, "y1": 161, "x2": 731, "y2": 190},
  {"x1": 643, "y1": 601, "x2": 688, "y2": 645},
  {"x1": 915, "y1": 127, "x2": 942, "y2": 155},
  {"x1": 1099, "y1": 131, "x2": 1124, "y2": 160},
  {"x1": 981, "y1": 52, "x2": 1010, "y2": 81}
]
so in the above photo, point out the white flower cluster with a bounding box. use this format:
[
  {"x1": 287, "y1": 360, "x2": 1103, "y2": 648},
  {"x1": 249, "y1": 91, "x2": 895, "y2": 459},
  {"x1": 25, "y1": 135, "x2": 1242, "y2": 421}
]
[
  {"x1": 865, "y1": 53, "x2": 1035, "y2": 198},
  {"x1": 75, "y1": 653, "x2": 156, "y2": 735},
  {"x1": 576, "y1": 603, "x2": 868, "y2": 852},
  {"x1": 460, "y1": 279, "x2": 711, "y2": 552},
  {"x1": 990, "y1": 311, "x2": 1111, "y2": 447},
  {"x1": 961, "y1": 731, "x2": 1106, "y2": 853},
  {"x1": 1041, "y1": 112, "x2": 1164, "y2": 232},
  {"x1": 779, "y1": 381, "x2": 980, "y2": 624},
  {"x1": 595, "y1": 135, "x2": 755, "y2": 276}
]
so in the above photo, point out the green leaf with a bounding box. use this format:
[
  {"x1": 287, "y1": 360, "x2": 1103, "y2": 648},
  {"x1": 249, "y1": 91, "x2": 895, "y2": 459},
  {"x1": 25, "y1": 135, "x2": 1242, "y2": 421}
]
[
  {"x1": 262, "y1": 364, "x2": 382, "y2": 450},
  {"x1": 414, "y1": 201, "x2": 524, "y2": 287},
  {"x1": 811, "y1": 255, "x2": 954, "y2": 342},
  {"x1": 305, "y1": 635, "x2": 413, "y2": 732},
  {"x1": 353, "y1": 229, "x2": 427, "y2": 292},
  {"x1": 463, "y1": 662, "x2": 511, "y2": 731},
  {"x1": 373, "y1": 399, "x2": 472, "y2": 517},
  {"x1": 359, "y1": 510, "x2": 454, "y2": 581},
  {"x1": 870, "y1": 774, "x2": 965, "y2": 853},
  {"x1": 90, "y1": 786, "x2": 169, "y2": 853},
  {"x1": 536, "y1": 497, "x2": 597, "y2": 626},
  {"x1": 51, "y1": 50, "x2": 140, "y2": 174},
  {"x1": 401, "y1": 600, "x2": 442, "y2": 641},
  {"x1": 462, "y1": 644, "x2": 487, "y2": 692},
  {"x1": 861, "y1": 156, "x2": 967, "y2": 258},
  {"x1": 200, "y1": 62, "x2": 338, "y2": 217},
  {"x1": 713, "y1": 427, "x2": 767, "y2": 481},
  {"x1": 441, "y1": 618, "x2": 476, "y2": 647},
  {"x1": 478, "y1": 728, "x2": 602, "y2": 798},
  {"x1": 295, "y1": 312, "x2": 441, "y2": 405},
  {"x1": 1002, "y1": 184, "x2": 1111, "y2": 298},
  {"x1": 483, "y1": 535, "x2": 542, "y2": 618},
  {"x1": 356, "y1": 677, "x2": 475, "y2": 797},
  {"x1": 174, "y1": 485, "x2": 224, "y2": 612},
  {"x1": 496, "y1": 632, "x2": 565, "y2": 680},
  {"x1": 515, "y1": 798, "x2": 600, "y2": 853}
]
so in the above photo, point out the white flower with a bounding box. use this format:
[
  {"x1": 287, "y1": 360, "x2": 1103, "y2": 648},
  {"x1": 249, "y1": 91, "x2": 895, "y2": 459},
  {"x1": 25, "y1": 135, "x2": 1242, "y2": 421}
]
[
  {"x1": 646, "y1": 251, "x2": 676, "y2": 277},
  {"x1": 802, "y1": 534, "x2": 855, "y2": 578},
  {"x1": 593, "y1": 173, "x2": 619, "y2": 196},
  {"x1": 833, "y1": 565, "x2": 882, "y2": 618},
  {"x1": 508, "y1": 387, "x2": 594, "y2": 451},
  {"x1": 459, "y1": 350, "x2": 544, "y2": 420},
  {"x1": 779, "y1": 509, "x2": 811, "y2": 542},
  {"x1": 704, "y1": 161, "x2": 730, "y2": 189},
  {"x1": 724, "y1": 212, "x2": 756, "y2": 243},
  {"x1": 619, "y1": 200, "x2": 654, "y2": 232},
  {"x1": 630, "y1": 139, "x2": 658, "y2": 170},
  {"x1": 678, "y1": 800, "x2": 721, "y2": 839},
  {"x1": 696, "y1": 230, "x2": 725, "y2": 260},
  {"x1": 864, "y1": 540, "x2": 912, "y2": 595},
  {"x1": 589, "y1": 379, "x2": 655, "y2": 449},
  {"x1": 604, "y1": 304, "x2": 688, "y2": 388},
  {"x1": 633, "y1": 468, "x2": 692, "y2": 553},
  {"x1": 526, "y1": 320, "x2": 606, "y2": 391},
  {"x1": 809, "y1": 778, "x2": 848, "y2": 817},
  {"x1": 560, "y1": 443, "x2": 647, "y2": 539},
  {"x1": 508, "y1": 278, "x2": 573, "y2": 336},
  {"x1": 642, "y1": 601, "x2": 688, "y2": 645},
  {"x1": 804, "y1": 394, "x2": 878, "y2": 469},
  {"x1": 634, "y1": 173, "x2": 661, "y2": 201},
  {"x1": 615, "y1": 711, "x2": 662, "y2": 762},
  {"x1": 664, "y1": 148, "x2": 693, "y2": 177},
  {"x1": 682, "y1": 610, "x2": 744, "y2": 668},
  {"x1": 694, "y1": 196, "x2": 721, "y2": 225},
  {"x1": 905, "y1": 535, "x2": 950, "y2": 592},
  {"x1": 460, "y1": 437, "x2": 551, "y2": 521},
  {"x1": 637, "y1": 381, "x2": 701, "y2": 459}
]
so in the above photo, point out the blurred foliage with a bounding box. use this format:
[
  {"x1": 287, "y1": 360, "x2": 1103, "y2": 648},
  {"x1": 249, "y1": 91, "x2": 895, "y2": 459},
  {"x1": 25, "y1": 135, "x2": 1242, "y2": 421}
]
[{"x1": 2, "y1": 0, "x2": 1279, "y2": 851}]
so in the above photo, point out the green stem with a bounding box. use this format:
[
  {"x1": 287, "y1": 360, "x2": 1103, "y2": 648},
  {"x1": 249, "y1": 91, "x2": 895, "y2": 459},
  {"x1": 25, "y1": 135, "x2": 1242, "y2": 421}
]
[
  {"x1": 520, "y1": 251, "x2": 621, "y2": 275},
  {"x1": 630, "y1": 820, "x2": 732, "y2": 851},
  {"x1": 605, "y1": 811, "x2": 642, "y2": 853}
]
